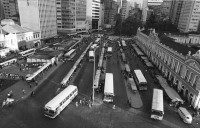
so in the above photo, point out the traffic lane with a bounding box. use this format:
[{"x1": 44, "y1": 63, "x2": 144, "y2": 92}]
[
  {"x1": 125, "y1": 45, "x2": 190, "y2": 128},
  {"x1": 107, "y1": 43, "x2": 129, "y2": 109}
]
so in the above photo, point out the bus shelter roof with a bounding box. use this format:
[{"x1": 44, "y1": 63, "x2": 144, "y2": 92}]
[{"x1": 156, "y1": 75, "x2": 184, "y2": 104}]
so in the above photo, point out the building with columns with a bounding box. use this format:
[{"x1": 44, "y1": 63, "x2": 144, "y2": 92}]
[{"x1": 135, "y1": 28, "x2": 200, "y2": 109}]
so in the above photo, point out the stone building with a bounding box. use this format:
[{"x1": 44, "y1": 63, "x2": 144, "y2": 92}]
[{"x1": 135, "y1": 28, "x2": 200, "y2": 109}]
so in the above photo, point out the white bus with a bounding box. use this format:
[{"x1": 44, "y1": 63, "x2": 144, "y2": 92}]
[
  {"x1": 0, "y1": 58, "x2": 17, "y2": 68},
  {"x1": 151, "y1": 88, "x2": 164, "y2": 120},
  {"x1": 89, "y1": 50, "x2": 94, "y2": 62},
  {"x1": 44, "y1": 85, "x2": 78, "y2": 118},
  {"x1": 19, "y1": 48, "x2": 36, "y2": 57},
  {"x1": 103, "y1": 73, "x2": 114, "y2": 103},
  {"x1": 133, "y1": 69, "x2": 147, "y2": 90},
  {"x1": 65, "y1": 49, "x2": 76, "y2": 61}
]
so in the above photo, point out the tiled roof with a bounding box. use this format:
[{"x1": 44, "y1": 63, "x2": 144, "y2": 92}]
[
  {"x1": 159, "y1": 34, "x2": 197, "y2": 56},
  {"x1": 2, "y1": 24, "x2": 28, "y2": 34}
]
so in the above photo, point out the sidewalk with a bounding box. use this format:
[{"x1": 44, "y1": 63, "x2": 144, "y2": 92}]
[{"x1": 0, "y1": 62, "x2": 63, "y2": 105}]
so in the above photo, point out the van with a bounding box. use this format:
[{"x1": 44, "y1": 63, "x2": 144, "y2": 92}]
[{"x1": 178, "y1": 107, "x2": 192, "y2": 124}]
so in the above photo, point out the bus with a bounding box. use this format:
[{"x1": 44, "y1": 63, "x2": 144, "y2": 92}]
[
  {"x1": 151, "y1": 88, "x2": 164, "y2": 120},
  {"x1": 19, "y1": 48, "x2": 36, "y2": 57},
  {"x1": 133, "y1": 69, "x2": 147, "y2": 90},
  {"x1": 89, "y1": 50, "x2": 94, "y2": 62},
  {"x1": 0, "y1": 58, "x2": 17, "y2": 69},
  {"x1": 44, "y1": 85, "x2": 78, "y2": 118},
  {"x1": 103, "y1": 73, "x2": 114, "y2": 103},
  {"x1": 65, "y1": 49, "x2": 76, "y2": 61}
]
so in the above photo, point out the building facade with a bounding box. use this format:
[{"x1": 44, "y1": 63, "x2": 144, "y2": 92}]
[
  {"x1": 170, "y1": 0, "x2": 183, "y2": 26},
  {"x1": 178, "y1": 0, "x2": 200, "y2": 32},
  {"x1": 0, "y1": 0, "x2": 4, "y2": 21},
  {"x1": 103, "y1": 0, "x2": 118, "y2": 28},
  {"x1": 1, "y1": 0, "x2": 20, "y2": 25},
  {"x1": 18, "y1": 0, "x2": 57, "y2": 42},
  {"x1": 56, "y1": 0, "x2": 87, "y2": 34},
  {"x1": 135, "y1": 28, "x2": 200, "y2": 109},
  {"x1": 1, "y1": 24, "x2": 41, "y2": 51},
  {"x1": 160, "y1": 0, "x2": 172, "y2": 20}
]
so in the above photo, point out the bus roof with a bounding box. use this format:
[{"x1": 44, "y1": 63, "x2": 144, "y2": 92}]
[
  {"x1": 65, "y1": 49, "x2": 75, "y2": 57},
  {"x1": 107, "y1": 47, "x2": 112, "y2": 52},
  {"x1": 134, "y1": 69, "x2": 147, "y2": 83},
  {"x1": 152, "y1": 88, "x2": 163, "y2": 112},
  {"x1": 104, "y1": 73, "x2": 114, "y2": 96},
  {"x1": 94, "y1": 69, "x2": 101, "y2": 88},
  {"x1": 19, "y1": 48, "x2": 36, "y2": 55},
  {"x1": 89, "y1": 51, "x2": 94, "y2": 57},
  {"x1": 129, "y1": 78, "x2": 137, "y2": 91},
  {"x1": 45, "y1": 85, "x2": 77, "y2": 110}
]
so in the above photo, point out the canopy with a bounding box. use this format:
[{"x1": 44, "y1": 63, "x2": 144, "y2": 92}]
[{"x1": 156, "y1": 75, "x2": 184, "y2": 104}]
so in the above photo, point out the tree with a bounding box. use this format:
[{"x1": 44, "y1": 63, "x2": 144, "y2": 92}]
[
  {"x1": 114, "y1": 14, "x2": 122, "y2": 35},
  {"x1": 145, "y1": 13, "x2": 157, "y2": 29}
]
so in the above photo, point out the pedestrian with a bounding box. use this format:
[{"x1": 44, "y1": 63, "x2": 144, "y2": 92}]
[
  {"x1": 2, "y1": 100, "x2": 6, "y2": 108},
  {"x1": 31, "y1": 91, "x2": 35, "y2": 96},
  {"x1": 22, "y1": 89, "x2": 25, "y2": 95}
]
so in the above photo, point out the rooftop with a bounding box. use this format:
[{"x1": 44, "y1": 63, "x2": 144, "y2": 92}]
[
  {"x1": 159, "y1": 34, "x2": 197, "y2": 56},
  {"x1": 2, "y1": 24, "x2": 29, "y2": 34},
  {"x1": 140, "y1": 30, "x2": 197, "y2": 56}
]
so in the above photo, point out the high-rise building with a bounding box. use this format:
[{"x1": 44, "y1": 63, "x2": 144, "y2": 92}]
[
  {"x1": 169, "y1": 0, "x2": 183, "y2": 26},
  {"x1": 104, "y1": 0, "x2": 118, "y2": 28},
  {"x1": 17, "y1": 0, "x2": 57, "y2": 42},
  {"x1": 86, "y1": 0, "x2": 101, "y2": 29},
  {"x1": 121, "y1": 0, "x2": 132, "y2": 21},
  {"x1": 142, "y1": 0, "x2": 163, "y2": 23},
  {"x1": 1, "y1": 0, "x2": 20, "y2": 25},
  {"x1": 0, "y1": 0, "x2": 4, "y2": 21},
  {"x1": 56, "y1": 0, "x2": 87, "y2": 34},
  {"x1": 178, "y1": 0, "x2": 200, "y2": 32},
  {"x1": 161, "y1": 0, "x2": 172, "y2": 20}
]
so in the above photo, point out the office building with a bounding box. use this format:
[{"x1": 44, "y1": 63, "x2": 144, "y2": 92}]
[
  {"x1": 56, "y1": 0, "x2": 87, "y2": 34},
  {"x1": 86, "y1": 0, "x2": 101, "y2": 29},
  {"x1": 18, "y1": 0, "x2": 57, "y2": 43},
  {"x1": 169, "y1": 0, "x2": 183, "y2": 26},
  {"x1": 104, "y1": 0, "x2": 118, "y2": 28},
  {"x1": 178, "y1": 0, "x2": 200, "y2": 33},
  {"x1": 121, "y1": 0, "x2": 131, "y2": 21},
  {"x1": 1, "y1": 0, "x2": 20, "y2": 25}
]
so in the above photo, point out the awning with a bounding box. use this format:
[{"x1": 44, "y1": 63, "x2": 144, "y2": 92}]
[{"x1": 156, "y1": 75, "x2": 184, "y2": 104}]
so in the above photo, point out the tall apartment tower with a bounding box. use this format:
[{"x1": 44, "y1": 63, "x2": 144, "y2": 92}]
[
  {"x1": 18, "y1": 0, "x2": 57, "y2": 42},
  {"x1": 56, "y1": 0, "x2": 87, "y2": 34},
  {"x1": 178, "y1": 0, "x2": 200, "y2": 32},
  {"x1": 104, "y1": 0, "x2": 118, "y2": 28},
  {"x1": 1, "y1": 0, "x2": 20, "y2": 25}
]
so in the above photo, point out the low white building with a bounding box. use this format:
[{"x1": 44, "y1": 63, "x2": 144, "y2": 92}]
[
  {"x1": 1, "y1": 24, "x2": 41, "y2": 51},
  {"x1": 0, "y1": 48, "x2": 10, "y2": 58}
]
